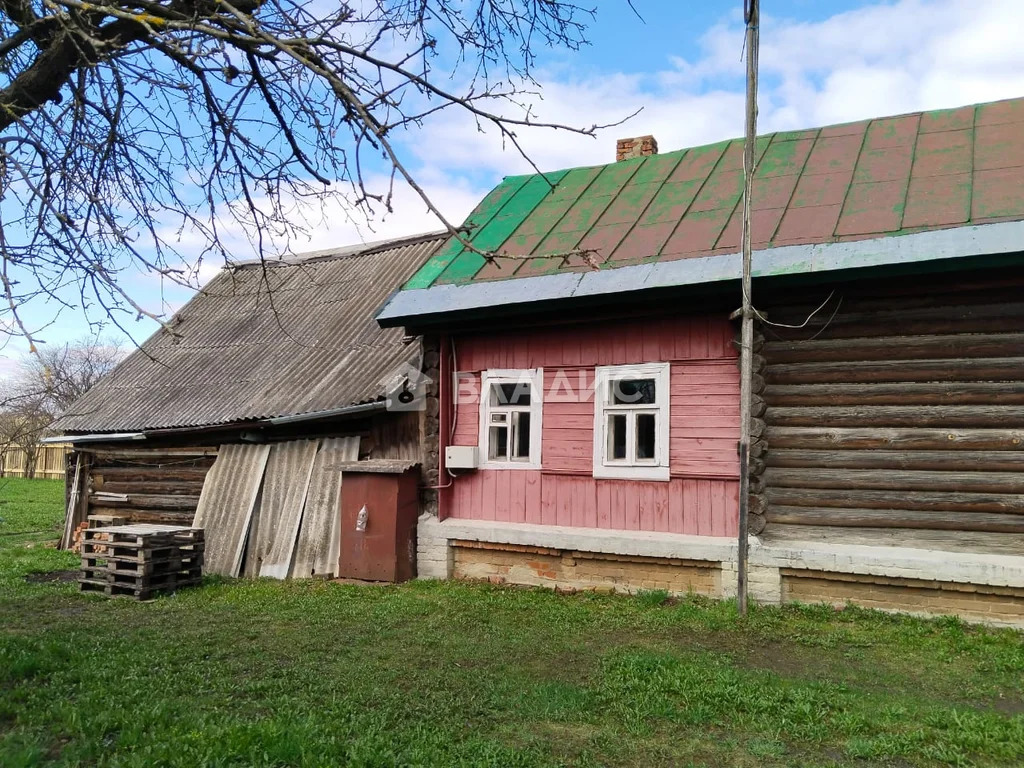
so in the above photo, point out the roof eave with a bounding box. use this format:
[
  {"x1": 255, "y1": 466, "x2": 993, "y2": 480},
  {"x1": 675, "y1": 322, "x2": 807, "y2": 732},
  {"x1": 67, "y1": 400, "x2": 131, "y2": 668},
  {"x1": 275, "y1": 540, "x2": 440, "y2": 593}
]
[{"x1": 377, "y1": 220, "x2": 1024, "y2": 329}]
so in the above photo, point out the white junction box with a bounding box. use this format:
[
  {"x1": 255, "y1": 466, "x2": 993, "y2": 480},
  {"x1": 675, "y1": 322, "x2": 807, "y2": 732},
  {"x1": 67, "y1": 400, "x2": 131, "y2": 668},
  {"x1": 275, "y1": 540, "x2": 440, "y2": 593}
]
[{"x1": 445, "y1": 445, "x2": 479, "y2": 469}]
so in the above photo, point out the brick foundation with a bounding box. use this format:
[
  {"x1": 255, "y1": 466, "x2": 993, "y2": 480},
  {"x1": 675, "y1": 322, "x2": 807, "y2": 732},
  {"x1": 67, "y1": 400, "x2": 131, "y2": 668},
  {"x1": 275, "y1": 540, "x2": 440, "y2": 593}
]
[
  {"x1": 416, "y1": 516, "x2": 1024, "y2": 627},
  {"x1": 782, "y1": 569, "x2": 1024, "y2": 626},
  {"x1": 452, "y1": 540, "x2": 721, "y2": 596}
]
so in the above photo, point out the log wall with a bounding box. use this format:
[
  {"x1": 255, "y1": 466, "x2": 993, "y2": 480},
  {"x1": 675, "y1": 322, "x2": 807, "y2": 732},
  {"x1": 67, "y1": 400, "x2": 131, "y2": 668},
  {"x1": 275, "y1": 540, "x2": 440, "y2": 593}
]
[
  {"x1": 85, "y1": 447, "x2": 219, "y2": 526},
  {"x1": 759, "y1": 268, "x2": 1024, "y2": 536}
]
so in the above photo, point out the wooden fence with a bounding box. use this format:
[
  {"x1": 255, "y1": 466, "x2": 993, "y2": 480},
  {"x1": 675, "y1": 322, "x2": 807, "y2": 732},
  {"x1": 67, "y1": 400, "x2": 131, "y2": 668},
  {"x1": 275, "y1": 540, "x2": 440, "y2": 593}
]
[{"x1": 0, "y1": 443, "x2": 71, "y2": 479}]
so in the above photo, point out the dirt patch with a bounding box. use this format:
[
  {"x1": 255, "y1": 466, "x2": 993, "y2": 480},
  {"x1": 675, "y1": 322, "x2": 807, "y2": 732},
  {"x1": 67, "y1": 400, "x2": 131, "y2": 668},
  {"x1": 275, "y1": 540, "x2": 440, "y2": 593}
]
[
  {"x1": 990, "y1": 695, "x2": 1024, "y2": 716},
  {"x1": 24, "y1": 570, "x2": 78, "y2": 584}
]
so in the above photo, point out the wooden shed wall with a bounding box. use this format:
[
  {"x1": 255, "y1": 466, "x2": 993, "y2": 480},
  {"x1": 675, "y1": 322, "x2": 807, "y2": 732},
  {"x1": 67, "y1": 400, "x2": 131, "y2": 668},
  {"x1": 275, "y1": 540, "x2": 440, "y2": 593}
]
[
  {"x1": 70, "y1": 409, "x2": 423, "y2": 534},
  {"x1": 759, "y1": 267, "x2": 1024, "y2": 536}
]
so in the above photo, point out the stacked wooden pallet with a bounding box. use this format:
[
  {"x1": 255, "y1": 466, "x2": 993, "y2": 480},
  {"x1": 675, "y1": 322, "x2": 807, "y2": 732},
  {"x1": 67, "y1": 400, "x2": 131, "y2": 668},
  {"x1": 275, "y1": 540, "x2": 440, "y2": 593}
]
[{"x1": 80, "y1": 524, "x2": 204, "y2": 600}]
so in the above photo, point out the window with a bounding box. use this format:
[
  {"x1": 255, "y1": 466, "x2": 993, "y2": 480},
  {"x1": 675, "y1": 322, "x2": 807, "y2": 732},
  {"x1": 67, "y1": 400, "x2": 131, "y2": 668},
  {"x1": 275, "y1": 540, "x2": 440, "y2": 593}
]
[
  {"x1": 479, "y1": 369, "x2": 543, "y2": 469},
  {"x1": 593, "y1": 362, "x2": 670, "y2": 480}
]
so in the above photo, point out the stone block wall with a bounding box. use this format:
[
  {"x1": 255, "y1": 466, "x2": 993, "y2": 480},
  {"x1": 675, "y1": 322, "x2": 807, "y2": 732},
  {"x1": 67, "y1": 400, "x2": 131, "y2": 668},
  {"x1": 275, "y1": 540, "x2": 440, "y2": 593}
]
[
  {"x1": 452, "y1": 540, "x2": 721, "y2": 596},
  {"x1": 782, "y1": 569, "x2": 1024, "y2": 627},
  {"x1": 415, "y1": 517, "x2": 1024, "y2": 627}
]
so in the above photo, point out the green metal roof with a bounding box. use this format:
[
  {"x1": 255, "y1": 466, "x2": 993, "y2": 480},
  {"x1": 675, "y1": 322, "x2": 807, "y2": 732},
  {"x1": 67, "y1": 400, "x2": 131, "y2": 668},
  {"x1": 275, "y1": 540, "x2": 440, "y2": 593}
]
[{"x1": 405, "y1": 96, "x2": 1024, "y2": 290}]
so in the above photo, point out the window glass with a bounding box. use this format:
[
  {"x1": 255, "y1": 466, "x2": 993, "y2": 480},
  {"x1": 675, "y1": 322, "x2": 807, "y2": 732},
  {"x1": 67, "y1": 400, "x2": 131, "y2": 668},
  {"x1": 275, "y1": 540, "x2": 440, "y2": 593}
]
[
  {"x1": 636, "y1": 413, "x2": 656, "y2": 460},
  {"x1": 611, "y1": 378, "x2": 656, "y2": 405},
  {"x1": 492, "y1": 382, "x2": 531, "y2": 406},
  {"x1": 608, "y1": 413, "x2": 627, "y2": 460},
  {"x1": 513, "y1": 412, "x2": 531, "y2": 458},
  {"x1": 489, "y1": 425, "x2": 508, "y2": 459}
]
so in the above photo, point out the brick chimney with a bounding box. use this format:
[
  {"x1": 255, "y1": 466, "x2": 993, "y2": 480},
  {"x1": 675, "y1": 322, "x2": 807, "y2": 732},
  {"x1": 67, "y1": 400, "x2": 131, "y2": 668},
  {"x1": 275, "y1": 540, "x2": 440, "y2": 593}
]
[{"x1": 616, "y1": 135, "x2": 658, "y2": 162}]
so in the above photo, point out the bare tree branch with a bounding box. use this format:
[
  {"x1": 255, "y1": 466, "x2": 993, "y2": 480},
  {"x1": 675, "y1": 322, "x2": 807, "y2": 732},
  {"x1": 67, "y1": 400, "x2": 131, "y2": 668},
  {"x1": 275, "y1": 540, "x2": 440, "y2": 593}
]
[{"x1": 0, "y1": 0, "x2": 625, "y2": 348}]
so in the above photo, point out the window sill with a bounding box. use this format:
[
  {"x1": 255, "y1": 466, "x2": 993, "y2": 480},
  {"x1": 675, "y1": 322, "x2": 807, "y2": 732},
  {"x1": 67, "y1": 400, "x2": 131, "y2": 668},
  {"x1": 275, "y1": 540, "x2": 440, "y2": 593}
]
[
  {"x1": 478, "y1": 462, "x2": 542, "y2": 471},
  {"x1": 593, "y1": 465, "x2": 670, "y2": 482}
]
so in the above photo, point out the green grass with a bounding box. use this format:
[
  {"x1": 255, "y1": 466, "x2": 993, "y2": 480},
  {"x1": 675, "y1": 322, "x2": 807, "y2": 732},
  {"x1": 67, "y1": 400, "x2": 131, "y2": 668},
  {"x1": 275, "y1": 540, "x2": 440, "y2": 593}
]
[{"x1": 1, "y1": 479, "x2": 1022, "y2": 767}]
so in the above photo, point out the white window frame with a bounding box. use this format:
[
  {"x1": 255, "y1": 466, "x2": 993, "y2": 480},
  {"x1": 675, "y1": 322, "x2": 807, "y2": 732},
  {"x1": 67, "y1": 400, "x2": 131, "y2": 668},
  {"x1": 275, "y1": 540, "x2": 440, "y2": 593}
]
[
  {"x1": 592, "y1": 362, "x2": 670, "y2": 481},
  {"x1": 479, "y1": 368, "x2": 544, "y2": 470}
]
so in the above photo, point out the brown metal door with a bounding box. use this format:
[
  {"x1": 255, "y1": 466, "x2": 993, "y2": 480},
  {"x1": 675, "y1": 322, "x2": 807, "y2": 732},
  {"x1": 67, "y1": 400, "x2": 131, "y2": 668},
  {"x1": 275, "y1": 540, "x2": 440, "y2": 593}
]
[{"x1": 338, "y1": 473, "x2": 400, "y2": 581}]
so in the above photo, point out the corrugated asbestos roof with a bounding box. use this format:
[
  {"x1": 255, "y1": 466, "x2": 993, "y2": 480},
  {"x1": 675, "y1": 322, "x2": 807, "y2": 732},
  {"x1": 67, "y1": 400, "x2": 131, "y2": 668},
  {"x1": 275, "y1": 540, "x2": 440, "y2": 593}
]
[
  {"x1": 406, "y1": 96, "x2": 1024, "y2": 289},
  {"x1": 59, "y1": 232, "x2": 445, "y2": 432}
]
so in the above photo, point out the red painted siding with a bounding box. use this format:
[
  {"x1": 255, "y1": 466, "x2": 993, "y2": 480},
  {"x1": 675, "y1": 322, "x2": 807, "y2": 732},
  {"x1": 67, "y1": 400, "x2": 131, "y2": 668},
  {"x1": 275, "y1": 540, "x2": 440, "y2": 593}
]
[{"x1": 441, "y1": 314, "x2": 739, "y2": 536}]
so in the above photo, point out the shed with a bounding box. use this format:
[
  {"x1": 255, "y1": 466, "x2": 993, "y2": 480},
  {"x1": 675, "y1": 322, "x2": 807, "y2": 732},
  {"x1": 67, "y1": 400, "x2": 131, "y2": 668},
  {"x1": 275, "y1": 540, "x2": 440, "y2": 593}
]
[{"x1": 56, "y1": 231, "x2": 446, "y2": 578}]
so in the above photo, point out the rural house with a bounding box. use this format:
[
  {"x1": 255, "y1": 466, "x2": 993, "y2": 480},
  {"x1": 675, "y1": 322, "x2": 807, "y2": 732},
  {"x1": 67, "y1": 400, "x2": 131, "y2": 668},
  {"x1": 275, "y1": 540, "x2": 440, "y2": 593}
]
[
  {"x1": 56, "y1": 232, "x2": 446, "y2": 580},
  {"x1": 378, "y1": 96, "x2": 1024, "y2": 626}
]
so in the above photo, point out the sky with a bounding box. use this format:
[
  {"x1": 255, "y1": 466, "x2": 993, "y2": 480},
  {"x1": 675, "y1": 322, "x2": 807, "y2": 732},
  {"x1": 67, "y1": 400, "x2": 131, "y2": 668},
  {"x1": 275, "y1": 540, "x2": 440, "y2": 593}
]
[{"x1": 2, "y1": 0, "x2": 1023, "y2": 379}]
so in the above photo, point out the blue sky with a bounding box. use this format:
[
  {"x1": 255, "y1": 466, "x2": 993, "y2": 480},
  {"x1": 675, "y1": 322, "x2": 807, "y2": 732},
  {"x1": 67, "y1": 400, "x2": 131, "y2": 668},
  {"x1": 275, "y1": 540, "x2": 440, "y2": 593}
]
[{"x1": 2, "y1": 0, "x2": 1023, "y2": 378}]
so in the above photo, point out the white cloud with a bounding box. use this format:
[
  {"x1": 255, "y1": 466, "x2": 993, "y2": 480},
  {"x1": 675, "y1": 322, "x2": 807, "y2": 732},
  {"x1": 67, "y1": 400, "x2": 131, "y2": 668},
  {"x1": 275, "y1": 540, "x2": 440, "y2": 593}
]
[{"x1": 401, "y1": 0, "x2": 1024, "y2": 176}]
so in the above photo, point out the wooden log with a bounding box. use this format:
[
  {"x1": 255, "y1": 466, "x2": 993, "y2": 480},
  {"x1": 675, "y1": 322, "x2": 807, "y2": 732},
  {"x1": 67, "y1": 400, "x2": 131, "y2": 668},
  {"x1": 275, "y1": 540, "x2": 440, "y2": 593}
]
[
  {"x1": 89, "y1": 493, "x2": 201, "y2": 511},
  {"x1": 766, "y1": 405, "x2": 1024, "y2": 429},
  {"x1": 750, "y1": 373, "x2": 765, "y2": 394},
  {"x1": 750, "y1": 394, "x2": 767, "y2": 418},
  {"x1": 92, "y1": 468, "x2": 210, "y2": 484},
  {"x1": 764, "y1": 333, "x2": 1024, "y2": 365},
  {"x1": 766, "y1": 487, "x2": 1024, "y2": 514},
  {"x1": 95, "y1": 481, "x2": 206, "y2": 496},
  {"x1": 749, "y1": 457, "x2": 766, "y2": 476},
  {"x1": 766, "y1": 357, "x2": 1024, "y2": 385},
  {"x1": 748, "y1": 494, "x2": 766, "y2": 516},
  {"x1": 749, "y1": 418, "x2": 765, "y2": 439},
  {"x1": 765, "y1": 506, "x2": 1024, "y2": 533},
  {"x1": 748, "y1": 513, "x2": 767, "y2": 535},
  {"x1": 765, "y1": 426, "x2": 1024, "y2": 451},
  {"x1": 763, "y1": 302, "x2": 1024, "y2": 341},
  {"x1": 763, "y1": 381, "x2": 1024, "y2": 407},
  {"x1": 766, "y1": 449, "x2": 1024, "y2": 473},
  {"x1": 748, "y1": 475, "x2": 766, "y2": 495},
  {"x1": 87, "y1": 507, "x2": 196, "y2": 524},
  {"x1": 88, "y1": 448, "x2": 218, "y2": 459},
  {"x1": 748, "y1": 438, "x2": 767, "y2": 459},
  {"x1": 765, "y1": 468, "x2": 1024, "y2": 494}
]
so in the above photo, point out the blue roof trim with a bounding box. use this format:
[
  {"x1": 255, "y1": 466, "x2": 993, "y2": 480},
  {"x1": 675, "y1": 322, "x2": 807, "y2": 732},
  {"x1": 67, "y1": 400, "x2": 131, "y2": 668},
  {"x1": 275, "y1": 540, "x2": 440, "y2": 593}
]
[{"x1": 377, "y1": 220, "x2": 1024, "y2": 326}]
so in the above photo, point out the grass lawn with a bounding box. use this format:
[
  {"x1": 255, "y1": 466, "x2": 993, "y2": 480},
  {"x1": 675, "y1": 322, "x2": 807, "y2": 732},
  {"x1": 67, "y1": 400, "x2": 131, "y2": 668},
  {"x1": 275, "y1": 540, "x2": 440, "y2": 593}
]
[{"x1": 0, "y1": 477, "x2": 1022, "y2": 767}]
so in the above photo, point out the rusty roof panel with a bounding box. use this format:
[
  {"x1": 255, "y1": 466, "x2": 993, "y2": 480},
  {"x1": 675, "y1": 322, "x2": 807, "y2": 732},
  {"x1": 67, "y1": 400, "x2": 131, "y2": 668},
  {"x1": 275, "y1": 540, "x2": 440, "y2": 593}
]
[
  {"x1": 903, "y1": 173, "x2": 971, "y2": 229},
  {"x1": 913, "y1": 129, "x2": 973, "y2": 176},
  {"x1": 773, "y1": 203, "x2": 843, "y2": 244},
  {"x1": 752, "y1": 174, "x2": 800, "y2": 208},
  {"x1": 976, "y1": 99, "x2": 1024, "y2": 126},
  {"x1": 973, "y1": 167, "x2": 1024, "y2": 220},
  {"x1": 974, "y1": 122, "x2": 1024, "y2": 171},
  {"x1": 755, "y1": 137, "x2": 814, "y2": 177},
  {"x1": 577, "y1": 223, "x2": 631, "y2": 261},
  {"x1": 688, "y1": 169, "x2": 743, "y2": 213},
  {"x1": 395, "y1": 96, "x2": 1024, "y2": 292},
  {"x1": 59, "y1": 234, "x2": 444, "y2": 432},
  {"x1": 919, "y1": 105, "x2": 975, "y2": 133},
  {"x1": 853, "y1": 145, "x2": 914, "y2": 183},
  {"x1": 627, "y1": 151, "x2": 685, "y2": 185},
  {"x1": 789, "y1": 170, "x2": 854, "y2": 208},
  {"x1": 661, "y1": 208, "x2": 734, "y2": 259},
  {"x1": 836, "y1": 179, "x2": 907, "y2": 235},
  {"x1": 863, "y1": 114, "x2": 920, "y2": 148},
  {"x1": 608, "y1": 220, "x2": 678, "y2": 263},
  {"x1": 668, "y1": 141, "x2": 729, "y2": 182},
  {"x1": 803, "y1": 134, "x2": 865, "y2": 175},
  {"x1": 818, "y1": 119, "x2": 870, "y2": 138},
  {"x1": 716, "y1": 206, "x2": 786, "y2": 250}
]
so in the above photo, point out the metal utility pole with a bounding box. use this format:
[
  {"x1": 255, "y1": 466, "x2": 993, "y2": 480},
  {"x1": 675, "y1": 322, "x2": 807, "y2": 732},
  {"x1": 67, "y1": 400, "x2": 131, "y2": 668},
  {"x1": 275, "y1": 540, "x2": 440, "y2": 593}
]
[{"x1": 737, "y1": 0, "x2": 760, "y2": 617}]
